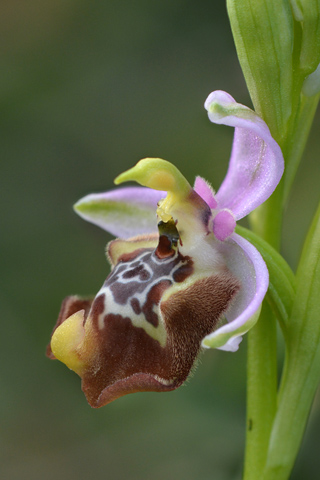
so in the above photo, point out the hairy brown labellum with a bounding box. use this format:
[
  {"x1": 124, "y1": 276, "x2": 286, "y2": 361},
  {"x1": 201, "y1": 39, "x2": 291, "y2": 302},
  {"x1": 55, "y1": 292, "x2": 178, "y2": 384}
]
[{"x1": 48, "y1": 223, "x2": 240, "y2": 407}]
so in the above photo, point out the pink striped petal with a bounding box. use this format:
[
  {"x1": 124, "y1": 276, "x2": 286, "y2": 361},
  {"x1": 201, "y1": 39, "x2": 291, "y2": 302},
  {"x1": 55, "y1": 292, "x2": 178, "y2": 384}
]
[{"x1": 205, "y1": 90, "x2": 284, "y2": 220}]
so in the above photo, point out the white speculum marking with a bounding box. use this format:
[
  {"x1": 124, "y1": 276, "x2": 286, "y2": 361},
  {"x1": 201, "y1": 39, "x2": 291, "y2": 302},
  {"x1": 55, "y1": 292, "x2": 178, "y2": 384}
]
[{"x1": 95, "y1": 250, "x2": 190, "y2": 347}]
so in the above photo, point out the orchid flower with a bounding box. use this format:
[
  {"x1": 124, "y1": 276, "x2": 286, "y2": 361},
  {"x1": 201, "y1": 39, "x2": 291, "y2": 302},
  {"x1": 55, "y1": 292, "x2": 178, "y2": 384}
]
[{"x1": 47, "y1": 91, "x2": 284, "y2": 408}]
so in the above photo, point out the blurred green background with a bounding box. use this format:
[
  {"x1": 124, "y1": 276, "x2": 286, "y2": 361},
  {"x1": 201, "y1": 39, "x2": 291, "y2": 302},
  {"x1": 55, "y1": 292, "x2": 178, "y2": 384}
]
[{"x1": 1, "y1": 1, "x2": 320, "y2": 479}]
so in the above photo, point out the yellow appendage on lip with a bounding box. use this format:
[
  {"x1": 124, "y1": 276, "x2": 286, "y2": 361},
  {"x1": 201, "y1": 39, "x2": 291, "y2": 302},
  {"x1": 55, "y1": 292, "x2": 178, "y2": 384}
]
[{"x1": 50, "y1": 310, "x2": 86, "y2": 375}]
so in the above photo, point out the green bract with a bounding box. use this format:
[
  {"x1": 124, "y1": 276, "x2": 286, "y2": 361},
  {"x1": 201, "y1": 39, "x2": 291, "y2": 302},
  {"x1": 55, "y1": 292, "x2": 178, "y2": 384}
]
[
  {"x1": 262, "y1": 201, "x2": 320, "y2": 478},
  {"x1": 227, "y1": 0, "x2": 294, "y2": 141},
  {"x1": 227, "y1": 0, "x2": 320, "y2": 145}
]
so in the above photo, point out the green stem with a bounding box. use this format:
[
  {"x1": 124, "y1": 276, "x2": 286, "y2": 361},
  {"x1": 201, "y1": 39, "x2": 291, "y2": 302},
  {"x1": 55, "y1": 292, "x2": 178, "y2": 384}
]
[
  {"x1": 244, "y1": 302, "x2": 278, "y2": 480},
  {"x1": 243, "y1": 190, "x2": 282, "y2": 479},
  {"x1": 237, "y1": 225, "x2": 297, "y2": 475}
]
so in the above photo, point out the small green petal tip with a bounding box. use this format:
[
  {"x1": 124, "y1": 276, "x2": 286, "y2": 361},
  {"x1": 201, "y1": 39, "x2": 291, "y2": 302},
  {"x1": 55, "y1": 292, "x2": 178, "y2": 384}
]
[{"x1": 207, "y1": 100, "x2": 253, "y2": 122}]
